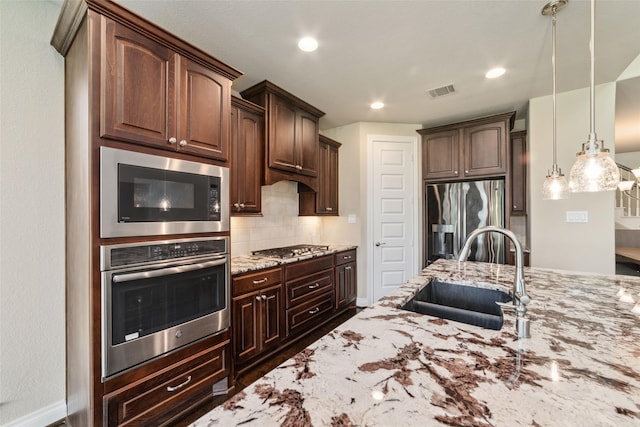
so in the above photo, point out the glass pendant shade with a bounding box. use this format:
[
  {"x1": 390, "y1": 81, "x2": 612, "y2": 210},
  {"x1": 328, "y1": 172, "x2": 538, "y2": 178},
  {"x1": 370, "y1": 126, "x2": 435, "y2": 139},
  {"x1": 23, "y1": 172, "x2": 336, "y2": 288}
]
[
  {"x1": 568, "y1": 146, "x2": 620, "y2": 192},
  {"x1": 542, "y1": 170, "x2": 570, "y2": 200}
]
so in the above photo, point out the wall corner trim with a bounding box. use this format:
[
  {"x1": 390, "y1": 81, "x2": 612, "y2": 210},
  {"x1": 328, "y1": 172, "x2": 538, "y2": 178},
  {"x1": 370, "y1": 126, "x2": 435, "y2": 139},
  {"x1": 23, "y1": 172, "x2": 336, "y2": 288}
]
[{"x1": 1, "y1": 400, "x2": 67, "y2": 427}]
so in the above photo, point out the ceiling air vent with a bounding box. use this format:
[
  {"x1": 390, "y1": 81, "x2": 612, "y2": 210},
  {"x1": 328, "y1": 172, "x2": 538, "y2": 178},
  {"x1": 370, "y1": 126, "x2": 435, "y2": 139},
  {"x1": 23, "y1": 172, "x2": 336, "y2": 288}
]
[{"x1": 427, "y1": 84, "x2": 455, "y2": 99}]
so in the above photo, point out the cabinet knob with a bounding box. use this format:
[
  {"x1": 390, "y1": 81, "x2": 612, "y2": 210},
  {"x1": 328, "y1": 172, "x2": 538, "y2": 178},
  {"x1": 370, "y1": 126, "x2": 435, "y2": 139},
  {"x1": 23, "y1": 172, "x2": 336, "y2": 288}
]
[
  {"x1": 513, "y1": 204, "x2": 517, "y2": 209},
  {"x1": 168, "y1": 137, "x2": 177, "y2": 145},
  {"x1": 454, "y1": 170, "x2": 458, "y2": 175},
  {"x1": 234, "y1": 203, "x2": 240, "y2": 209},
  {"x1": 179, "y1": 139, "x2": 187, "y2": 147},
  {"x1": 255, "y1": 296, "x2": 261, "y2": 301},
  {"x1": 261, "y1": 295, "x2": 267, "y2": 301},
  {"x1": 465, "y1": 170, "x2": 469, "y2": 174},
  {"x1": 295, "y1": 164, "x2": 303, "y2": 171},
  {"x1": 345, "y1": 266, "x2": 352, "y2": 270},
  {"x1": 239, "y1": 203, "x2": 245, "y2": 209}
]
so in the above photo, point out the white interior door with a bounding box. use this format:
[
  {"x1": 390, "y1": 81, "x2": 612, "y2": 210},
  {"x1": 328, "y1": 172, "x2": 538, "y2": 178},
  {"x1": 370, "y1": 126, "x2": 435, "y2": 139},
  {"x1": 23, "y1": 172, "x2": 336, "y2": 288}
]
[{"x1": 368, "y1": 135, "x2": 418, "y2": 303}]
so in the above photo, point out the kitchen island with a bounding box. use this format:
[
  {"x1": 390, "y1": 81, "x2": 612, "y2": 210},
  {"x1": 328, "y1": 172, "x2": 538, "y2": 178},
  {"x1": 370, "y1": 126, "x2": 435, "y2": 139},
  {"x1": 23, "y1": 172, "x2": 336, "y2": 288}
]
[{"x1": 193, "y1": 259, "x2": 640, "y2": 426}]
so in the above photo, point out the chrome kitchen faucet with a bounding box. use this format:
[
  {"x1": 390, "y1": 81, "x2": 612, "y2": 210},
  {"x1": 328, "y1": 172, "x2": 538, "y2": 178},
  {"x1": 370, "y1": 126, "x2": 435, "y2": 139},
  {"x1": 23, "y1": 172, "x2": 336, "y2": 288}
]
[{"x1": 458, "y1": 226, "x2": 531, "y2": 339}]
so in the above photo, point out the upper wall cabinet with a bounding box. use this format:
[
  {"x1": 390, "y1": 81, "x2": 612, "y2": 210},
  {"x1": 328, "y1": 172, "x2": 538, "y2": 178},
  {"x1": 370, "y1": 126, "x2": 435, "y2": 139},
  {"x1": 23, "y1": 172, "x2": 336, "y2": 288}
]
[
  {"x1": 241, "y1": 81, "x2": 325, "y2": 191},
  {"x1": 510, "y1": 130, "x2": 528, "y2": 215},
  {"x1": 299, "y1": 135, "x2": 341, "y2": 216},
  {"x1": 231, "y1": 96, "x2": 265, "y2": 216},
  {"x1": 101, "y1": 18, "x2": 234, "y2": 162},
  {"x1": 418, "y1": 112, "x2": 515, "y2": 182}
]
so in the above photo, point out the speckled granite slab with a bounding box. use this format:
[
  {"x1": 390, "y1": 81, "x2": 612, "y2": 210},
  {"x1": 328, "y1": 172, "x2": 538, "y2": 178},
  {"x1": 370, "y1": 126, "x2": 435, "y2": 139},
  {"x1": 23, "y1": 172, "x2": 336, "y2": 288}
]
[
  {"x1": 231, "y1": 245, "x2": 357, "y2": 275},
  {"x1": 195, "y1": 259, "x2": 640, "y2": 426}
]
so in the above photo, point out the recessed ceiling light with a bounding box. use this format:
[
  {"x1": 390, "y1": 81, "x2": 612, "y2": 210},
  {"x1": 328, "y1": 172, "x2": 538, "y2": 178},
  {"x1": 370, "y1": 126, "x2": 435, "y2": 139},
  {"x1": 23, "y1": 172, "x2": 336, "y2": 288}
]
[
  {"x1": 485, "y1": 67, "x2": 506, "y2": 79},
  {"x1": 298, "y1": 37, "x2": 318, "y2": 52},
  {"x1": 370, "y1": 101, "x2": 384, "y2": 110}
]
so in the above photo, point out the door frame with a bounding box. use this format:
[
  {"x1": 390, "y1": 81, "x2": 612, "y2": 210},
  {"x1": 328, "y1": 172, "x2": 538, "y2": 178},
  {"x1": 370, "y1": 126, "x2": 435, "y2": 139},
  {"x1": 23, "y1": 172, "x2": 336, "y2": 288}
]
[{"x1": 366, "y1": 134, "x2": 420, "y2": 305}]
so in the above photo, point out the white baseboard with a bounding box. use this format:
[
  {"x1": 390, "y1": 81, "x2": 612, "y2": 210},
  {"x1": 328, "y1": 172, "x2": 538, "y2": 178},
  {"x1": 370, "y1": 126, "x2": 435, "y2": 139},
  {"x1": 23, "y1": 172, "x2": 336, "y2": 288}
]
[
  {"x1": 2, "y1": 400, "x2": 66, "y2": 427},
  {"x1": 356, "y1": 297, "x2": 370, "y2": 308}
]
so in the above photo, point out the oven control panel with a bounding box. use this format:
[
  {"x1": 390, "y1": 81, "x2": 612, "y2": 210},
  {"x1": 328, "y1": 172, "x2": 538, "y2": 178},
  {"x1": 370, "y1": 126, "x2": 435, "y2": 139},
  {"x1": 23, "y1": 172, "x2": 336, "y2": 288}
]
[{"x1": 101, "y1": 237, "x2": 228, "y2": 270}]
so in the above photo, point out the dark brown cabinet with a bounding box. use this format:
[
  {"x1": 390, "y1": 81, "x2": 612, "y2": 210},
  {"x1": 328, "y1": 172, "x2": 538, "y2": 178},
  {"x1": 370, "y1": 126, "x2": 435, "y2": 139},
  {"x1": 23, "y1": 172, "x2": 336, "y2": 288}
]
[
  {"x1": 299, "y1": 135, "x2": 341, "y2": 216},
  {"x1": 53, "y1": 2, "x2": 242, "y2": 425},
  {"x1": 335, "y1": 249, "x2": 357, "y2": 309},
  {"x1": 241, "y1": 80, "x2": 325, "y2": 191},
  {"x1": 232, "y1": 268, "x2": 283, "y2": 365},
  {"x1": 418, "y1": 112, "x2": 514, "y2": 182},
  {"x1": 102, "y1": 17, "x2": 232, "y2": 162},
  {"x1": 510, "y1": 130, "x2": 528, "y2": 215},
  {"x1": 104, "y1": 341, "x2": 229, "y2": 427},
  {"x1": 284, "y1": 255, "x2": 335, "y2": 337},
  {"x1": 231, "y1": 97, "x2": 264, "y2": 215}
]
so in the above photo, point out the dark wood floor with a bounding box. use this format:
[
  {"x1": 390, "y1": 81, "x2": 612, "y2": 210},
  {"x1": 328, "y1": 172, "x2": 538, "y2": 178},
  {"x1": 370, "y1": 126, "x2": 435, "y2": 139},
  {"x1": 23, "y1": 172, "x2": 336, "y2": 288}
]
[{"x1": 172, "y1": 307, "x2": 360, "y2": 426}]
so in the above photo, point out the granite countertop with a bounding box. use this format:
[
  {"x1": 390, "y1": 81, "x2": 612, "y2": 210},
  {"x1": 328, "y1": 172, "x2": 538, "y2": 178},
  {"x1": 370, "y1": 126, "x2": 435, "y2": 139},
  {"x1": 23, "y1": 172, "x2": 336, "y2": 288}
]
[
  {"x1": 196, "y1": 259, "x2": 640, "y2": 426},
  {"x1": 231, "y1": 245, "x2": 357, "y2": 275}
]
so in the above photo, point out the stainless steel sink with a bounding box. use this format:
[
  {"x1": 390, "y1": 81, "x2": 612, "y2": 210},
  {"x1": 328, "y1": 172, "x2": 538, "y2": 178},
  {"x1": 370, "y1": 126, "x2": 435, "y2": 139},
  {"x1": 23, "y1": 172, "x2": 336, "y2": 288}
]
[{"x1": 401, "y1": 280, "x2": 512, "y2": 330}]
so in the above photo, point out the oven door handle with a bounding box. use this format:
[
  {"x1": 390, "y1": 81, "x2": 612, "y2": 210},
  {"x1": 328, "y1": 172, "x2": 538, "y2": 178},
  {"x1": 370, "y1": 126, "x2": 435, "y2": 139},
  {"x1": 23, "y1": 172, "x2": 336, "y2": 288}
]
[{"x1": 111, "y1": 257, "x2": 227, "y2": 283}]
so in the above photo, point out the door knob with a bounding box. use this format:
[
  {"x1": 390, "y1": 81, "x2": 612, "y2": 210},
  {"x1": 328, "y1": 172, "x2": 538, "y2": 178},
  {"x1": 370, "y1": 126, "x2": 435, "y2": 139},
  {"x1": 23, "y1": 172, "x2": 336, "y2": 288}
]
[{"x1": 375, "y1": 242, "x2": 386, "y2": 247}]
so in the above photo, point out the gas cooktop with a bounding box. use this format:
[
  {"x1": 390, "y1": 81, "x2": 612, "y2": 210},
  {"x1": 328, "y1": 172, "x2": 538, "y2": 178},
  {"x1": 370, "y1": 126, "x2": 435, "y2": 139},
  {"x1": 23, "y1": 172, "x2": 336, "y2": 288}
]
[{"x1": 251, "y1": 244, "x2": 330, "y2": 259}]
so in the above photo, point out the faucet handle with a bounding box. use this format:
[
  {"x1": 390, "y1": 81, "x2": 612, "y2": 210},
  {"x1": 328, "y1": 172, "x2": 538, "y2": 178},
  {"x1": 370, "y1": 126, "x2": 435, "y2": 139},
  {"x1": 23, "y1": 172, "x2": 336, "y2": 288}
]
[{"x1": 495, "y1": 301, "x2": 516, "y2": 312}]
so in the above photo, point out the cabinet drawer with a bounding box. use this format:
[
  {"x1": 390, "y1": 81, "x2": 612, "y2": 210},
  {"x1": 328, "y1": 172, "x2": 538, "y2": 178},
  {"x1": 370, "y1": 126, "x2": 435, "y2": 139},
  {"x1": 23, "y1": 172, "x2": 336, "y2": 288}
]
[
  {"x1": 335, "y1": 249, "x2": 356, "y2": 266},
  {"x1": 233, "y1": 267, "x2": 282, "y2": 296},
  {"x1": 285, "y1": 255, "x2": 333, "y2": 281},
  {"x1": 285, "y1": 269, "x2": 333, "y2": 308},
  {"x1": 286, "y1": 290, "x2": 334, "y2": 336},
  {"x1": 104, "y1": 342, "x2": 228, "y2": 426}
]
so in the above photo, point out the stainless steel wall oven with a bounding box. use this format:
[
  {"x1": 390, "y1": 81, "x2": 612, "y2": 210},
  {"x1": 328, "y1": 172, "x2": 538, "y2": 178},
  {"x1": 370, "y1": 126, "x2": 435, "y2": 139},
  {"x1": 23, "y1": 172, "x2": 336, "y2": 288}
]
[{"x1": 100, "y1": 237, "x2": 230, "y2": 379}]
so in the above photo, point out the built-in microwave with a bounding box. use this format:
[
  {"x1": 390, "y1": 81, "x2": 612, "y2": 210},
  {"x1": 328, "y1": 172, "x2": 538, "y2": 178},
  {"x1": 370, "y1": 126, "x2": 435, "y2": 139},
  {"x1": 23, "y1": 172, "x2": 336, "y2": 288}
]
[{"x1": 100, "y1": 147, "x2": 229, "y2": 238}]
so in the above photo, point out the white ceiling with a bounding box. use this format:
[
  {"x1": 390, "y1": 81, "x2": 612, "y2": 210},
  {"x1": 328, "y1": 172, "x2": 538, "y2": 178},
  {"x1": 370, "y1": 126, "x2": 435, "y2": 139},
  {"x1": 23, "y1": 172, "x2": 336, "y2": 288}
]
[{"x1": 113, "y1": 1, "x2": 639, "y2": 147}]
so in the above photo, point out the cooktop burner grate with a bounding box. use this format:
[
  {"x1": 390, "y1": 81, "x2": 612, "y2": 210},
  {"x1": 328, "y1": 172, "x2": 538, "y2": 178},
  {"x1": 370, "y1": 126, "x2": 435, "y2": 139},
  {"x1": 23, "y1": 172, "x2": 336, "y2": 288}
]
[{"x1": 252, "y1": 244, "x2": 330, "y2": 259}]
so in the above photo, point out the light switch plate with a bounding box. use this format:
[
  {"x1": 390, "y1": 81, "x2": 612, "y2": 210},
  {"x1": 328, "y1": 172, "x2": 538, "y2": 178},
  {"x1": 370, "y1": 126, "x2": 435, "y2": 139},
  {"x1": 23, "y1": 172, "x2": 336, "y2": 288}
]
[
  {"x1": 566, "y1": 211, "x2": 588, "y2": 223},
  {"x1": 347, "y1": 214, "x2": 357, "y2": 224}
]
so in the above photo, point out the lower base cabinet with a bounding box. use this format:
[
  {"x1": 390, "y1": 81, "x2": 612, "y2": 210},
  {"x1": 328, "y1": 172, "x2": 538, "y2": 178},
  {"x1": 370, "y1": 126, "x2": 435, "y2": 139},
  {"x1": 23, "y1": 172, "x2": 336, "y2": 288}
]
[
  {"x1": 232, "y1": 249, "x2": 357, "y2": 374},
  {"x1": 104, "y1": 340, "x2": 230, "y2": 426}
]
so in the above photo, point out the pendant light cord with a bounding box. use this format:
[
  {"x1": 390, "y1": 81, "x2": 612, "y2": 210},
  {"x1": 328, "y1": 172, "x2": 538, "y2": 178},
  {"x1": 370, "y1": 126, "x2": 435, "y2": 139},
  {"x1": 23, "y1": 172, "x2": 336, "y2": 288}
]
[
  {"x1": 552, "y1": 7, "x2": 558, "y2": 171},
  {"x1": 588, "y1": 0, "x2": 596, "y2": 144}
]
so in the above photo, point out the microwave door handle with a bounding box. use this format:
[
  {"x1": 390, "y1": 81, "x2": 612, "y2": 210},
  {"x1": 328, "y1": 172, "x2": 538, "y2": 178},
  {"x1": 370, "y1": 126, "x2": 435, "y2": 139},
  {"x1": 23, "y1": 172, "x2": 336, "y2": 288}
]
[{"x1": 112, "y1": 257, "x2": 227, "y2": 283}]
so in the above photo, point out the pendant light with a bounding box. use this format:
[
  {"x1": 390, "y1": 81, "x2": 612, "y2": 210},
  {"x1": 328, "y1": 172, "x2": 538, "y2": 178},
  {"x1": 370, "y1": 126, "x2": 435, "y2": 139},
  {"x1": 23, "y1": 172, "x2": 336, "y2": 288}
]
[
  {"x1": 542, "y1": 0, "x2": 570, "y2": 200},
  {"x1": 568, "y1": 0, "x2": 620, "y2": 192}
]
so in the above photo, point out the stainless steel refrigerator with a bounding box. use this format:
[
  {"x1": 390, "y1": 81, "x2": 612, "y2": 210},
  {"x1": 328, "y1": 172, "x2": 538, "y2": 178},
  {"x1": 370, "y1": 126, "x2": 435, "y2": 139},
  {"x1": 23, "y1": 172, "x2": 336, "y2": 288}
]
[{"x1": 425, "y1": 179, "x2": 505, "y2": 265}]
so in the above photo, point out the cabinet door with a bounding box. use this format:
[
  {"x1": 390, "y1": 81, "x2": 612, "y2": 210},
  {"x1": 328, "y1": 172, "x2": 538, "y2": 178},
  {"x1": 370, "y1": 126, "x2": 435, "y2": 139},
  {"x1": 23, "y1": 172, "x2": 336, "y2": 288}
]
[
  {"x1": 317, "y1": 141, "x2": 339, "y2": 214},
  {"x1": 297, "y1": 109, "x2": 320, "y2": 177},
  {"x1": 178, "y1": 57, "x2": 231, "y2": 161},
  {"x1": 462, "y1": 120, "x2": 508, "y2": 177},
  {"x1": 510, "y1": 131, "x2": 527, "y2": 215},
  {"x1": 335, "y1": 261, "x2": 357, "y2": 309},
  {"x1": 233, "y1": 293, "x2": 260, "y2": 364},
  {"x1": 261, "y1": 287, "x2": 282, "y2": 351},
  {"x1": 101, "y1": 18, "x2": 176, "y2": 148},
  {"x1": 231, "y1": 103, "x2": 263, "y2": 215},
  {"x1": 422, "y1": 130, "x2": 460, "y2": 180},
  {"x1": 268, "y1": 96, "x2": 298, "y2": 172}
]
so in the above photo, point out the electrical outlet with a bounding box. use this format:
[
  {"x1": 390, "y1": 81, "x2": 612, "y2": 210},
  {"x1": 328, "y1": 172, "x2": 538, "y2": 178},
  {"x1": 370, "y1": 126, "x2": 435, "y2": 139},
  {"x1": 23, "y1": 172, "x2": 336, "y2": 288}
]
[{"x1": 566, "y1": 211, "x2": 588, "y2": 223}]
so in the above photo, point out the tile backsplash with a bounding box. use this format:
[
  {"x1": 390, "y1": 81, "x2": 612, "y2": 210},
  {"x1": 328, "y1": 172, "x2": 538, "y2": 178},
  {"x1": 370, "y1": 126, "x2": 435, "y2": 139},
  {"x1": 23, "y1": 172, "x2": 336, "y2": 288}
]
[{"x1": 230, "y1": 181, "x2": 323, "y2": 257}]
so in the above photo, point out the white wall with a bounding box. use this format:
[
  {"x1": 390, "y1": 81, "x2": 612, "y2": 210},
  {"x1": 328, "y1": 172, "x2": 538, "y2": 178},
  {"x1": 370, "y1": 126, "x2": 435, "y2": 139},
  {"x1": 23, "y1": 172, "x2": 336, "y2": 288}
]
[
  {"x1": 529, "y1": 83, "x2": 617, "y2": 274},
  {"x1": 0, "y1": 1, "x2": 66, "y2": 425}
]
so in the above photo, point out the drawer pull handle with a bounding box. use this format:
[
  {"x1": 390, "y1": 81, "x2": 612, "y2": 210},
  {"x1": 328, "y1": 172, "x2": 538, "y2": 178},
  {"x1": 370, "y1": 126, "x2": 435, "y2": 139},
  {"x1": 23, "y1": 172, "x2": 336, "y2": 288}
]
[
  {"x1": 343, "y1": 255, "x2": 352, "y2": 260},
  {"x1": 326, "y1": 207, "x2": 333, "y2": 211},
  {"x1": 308, "y1": 307, "x2": 320, "y2": 315},
  {"x1": 252, "y1": 278, "x2": 268, "y2": 285},
  {"x1": 167, "y1": 376, "x2": 191, "y2": 392},
  {"x1": 308, "y1": 283, "x2": 320, "y2": 289}
]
